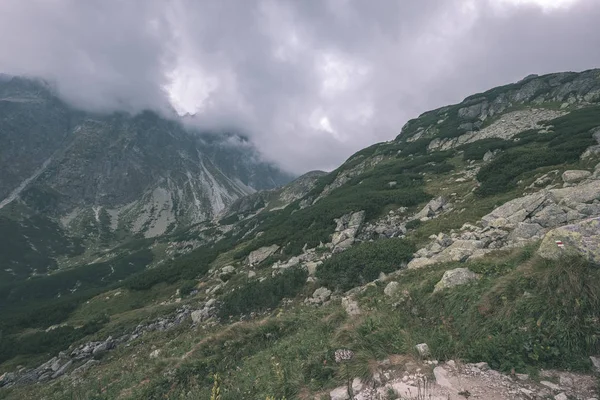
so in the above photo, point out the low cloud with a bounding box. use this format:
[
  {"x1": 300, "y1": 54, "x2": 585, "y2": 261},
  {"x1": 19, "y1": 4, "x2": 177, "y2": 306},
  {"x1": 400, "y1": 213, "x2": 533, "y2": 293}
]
[{"x1": 0, "y1": 0, "x2": 599, "y2": 173}]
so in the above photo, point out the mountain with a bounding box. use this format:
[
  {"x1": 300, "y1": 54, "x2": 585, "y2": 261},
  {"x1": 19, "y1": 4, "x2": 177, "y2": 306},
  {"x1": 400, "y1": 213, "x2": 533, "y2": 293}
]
[
  {"x1": 0, "y1": 76, "x2": 293, "y2": 279},
  {"x1": 2, "y1": 69, "x2": 600, "y2": 399}
]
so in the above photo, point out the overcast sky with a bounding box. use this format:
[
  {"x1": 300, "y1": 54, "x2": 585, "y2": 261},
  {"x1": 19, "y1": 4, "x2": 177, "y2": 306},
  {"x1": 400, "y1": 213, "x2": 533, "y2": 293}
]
[{"x1": 0, "y1": 0, "x2": 599, "y2": 173}]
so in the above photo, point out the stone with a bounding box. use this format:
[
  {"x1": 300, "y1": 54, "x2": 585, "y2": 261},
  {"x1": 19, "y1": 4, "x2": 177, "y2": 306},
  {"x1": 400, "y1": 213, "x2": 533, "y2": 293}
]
[
  {"x1": 541, "y1": 381, "x2": 561, "y2": 391},
  {"x1": 305, "y1": 261, "x2": 319, "y2": 276},
  {"x1": 473, "y1": 361, "x2": 489, "y2": 370},
  {"x1": 150, "y1": 349, "x2": 161, "y2": 358},
  {"x1": 407, "y1": 257, "x2": 435, "y2": 269},
  {"x1": 330, "y1": 386, "x2": 350, "y2": 400},
  {"x1": 341, "y1": 297, "x2": 361, "y2": 316},
  {"x1": 248, "y1": 270, "x2": 256, "y2": 278},
  {"x1": 92, "y1": 339, "x2": 114, "y2": 356},
  {"x1": 434, "y1": 240, "x2": 485, "y2": 263},
  {"x1": 531, "y1": 204, "x2": 568, "y2": 228},
  {"x1": 538, "y1": 217, "x2": 600, "y2": 263},
  {"x1": 415, "y1": 343, "x2": 430, "y2": 357},
  {"x1": 481, "y1": 191, "x2": 549, "y2": 225},
  {"x1": 483, "y1": 150, "x2": 495, "y2": 162},
  {"x1": 550, "y1": 180, "x2": 600, "y2": 205},
  {"x1": 191, "y1": 308, "x2": 211, "y2": 323},
  {"x1": 247, "y1": 245, "x2": 280, "y2": 265},
  {"x1": 433, "y1": 268, "x2": 480, "y2": 292},
  {"x1": 384, "y1": 281, "x2": 401, "y2": 297},
  {"x1": 311, "y1": 287, "x2": 332, "y2": 304},
  {"x1": 352, "y1": 378, "x2": 364, "y2": 393},
  {"x1": 508, "y1": 222, "x2": 544, "y2": 241},
  {"x1": 51, "y1": 360, "x2": 73, "y2": 379},
  {"x1": 562, "y1": 170, "x2": 591, "y2": 183},
  {"x1": 220, "y1": 265, "x2": 235, "y2": 274}
]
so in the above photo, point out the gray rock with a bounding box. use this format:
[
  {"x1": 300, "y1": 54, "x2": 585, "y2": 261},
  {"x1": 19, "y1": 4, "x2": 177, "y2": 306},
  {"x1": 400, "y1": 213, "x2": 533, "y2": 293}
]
[
  {"x1": 434, "y1": 240, "x2": 485, "y2": 263},
  {"x1": 541, "y1": 381, "x2": 561, "y2": 391},
  {"x1": 483, "y1": 150, "x2": 495, "y2": 162},
  {"x1": 407, "y1": 257, "x2": 436, "y2": 269},
  {"x1": 415, "y1": 343, "x2": 430, "y2": 357},
  {"x1": 509, "y1": 222, "x2": 544, "y2": 241},
  {"x1": 384, "y1": 281, "x2": 401, "y2": 297},
  {"x1": 434, "y1": 268, "x2": 480, "y2": 292},
  {"x1": 247, "y1": 245, "x2": 280, "y2": 265},
  {"x1": 550, "y1": 180, "x2": 600, "y2": 205},
  {"x1": 191, "y1": 308, "x2": 211, "y2": 323},
  {"x1": 531, "y1": 204, "x2": 568, "y2": 228},
  {"x1": 329, "y1": 386, "x2": 350, "y2": 400},
  {"x1": 92, "y1": 339, "x2": 114, "y2": 357},
  {"x1": 220, "y1": 265, "x2": 235, "y2": 274},
  {"x1": 554, "y1": 393, "x2": 568, "y2": 400},
  {"x1": 51, "y1": 360, "x2": 73, "y2": 379},
  {"x1": 482, "y1": 191, "x2": 550, "y2": 226},
  {"x1": 341, "y1": 297, "x2": 361, "y2": 316},
  {"x1": 311, "y1": 287, "x2": 332, "y2": 304},
  {"x1": 562, "y1": 170, "x2": 591, "y2": 183},
  {"x1": 538, "y1": 217, "x2": 600, "y2": 263}
]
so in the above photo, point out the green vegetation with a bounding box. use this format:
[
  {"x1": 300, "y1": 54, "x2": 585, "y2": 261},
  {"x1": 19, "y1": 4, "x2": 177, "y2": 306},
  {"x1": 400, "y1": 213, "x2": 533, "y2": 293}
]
[
  {"x1": 476, "y1": 106, "x2": 599, "y2": 196},
  {"x1": 458, "y1": 138, "x2": 514, "y2": 161},
  {"x1": 316, "y1": 238, "x2": 415, "y2": 291},
  {"x1": 218, "y1": 267, "x2": 308, "y2": 318},
  {"x1": 0, "y1": 315, "x2": 108, "y2": 364}
]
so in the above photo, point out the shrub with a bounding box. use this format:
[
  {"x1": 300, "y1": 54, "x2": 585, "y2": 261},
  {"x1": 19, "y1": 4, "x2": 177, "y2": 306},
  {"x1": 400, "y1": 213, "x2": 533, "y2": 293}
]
[
  {"x1": 316, "y1": 238, "x2": 415, "y2": 291},
  {"x1": 218, "y1": 267, "x2": 308, "y2": 318}
]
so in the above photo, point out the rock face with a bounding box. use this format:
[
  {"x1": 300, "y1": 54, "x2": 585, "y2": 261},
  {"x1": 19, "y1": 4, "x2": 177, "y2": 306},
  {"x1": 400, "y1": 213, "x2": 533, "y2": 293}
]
[
  {"x1": 247, "y1": 245, "x2": 280, "y2": 266},
  {"x1": 562, "y1": 170, "x2": 592, "y2": 183},
  {"x1": 538, "y1": 217, "x2": 600, "y2": 263},
  {"x1": 331, "y1": 211, "x2": 365, "y2": 252},
  {"x1": 433, "y1": 268, "x2": 480, "y2": 293},
  {"x1": 413, "y1": 197, "x2": 448, "y2": 221}
]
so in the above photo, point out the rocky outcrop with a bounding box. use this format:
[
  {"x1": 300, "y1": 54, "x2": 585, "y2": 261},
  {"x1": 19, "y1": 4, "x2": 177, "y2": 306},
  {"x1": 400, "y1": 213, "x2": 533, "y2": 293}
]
[
  {"x1": 433, "y1": 268, "x2": 480, "y2": 293},
  {"x1": 413, "y1": 197, "x2": 450, "y2": 222},
  {"x1": 409, "y1": 172, "x2": 600, "y2": 269},
  {"x1": 247, "y1": 244, "x2": 280, "y2": 266},
  {"x1": 331, "y1": 211, "x2": 365, "y2": 252},
  {"x1": 562, "y1": 170, "x2": 592, "y2": 184},
  {"x1": 1, "y1": 306, "x2": 192, "y2": 388},
  {"x1": 306, "y1": 287, "x2": 332, "y2": 305},
  {"x1": 538, "y1": 217, "x2": 600, "y2": 263},
  {"x1": 428, "y1": 108, "x2": 565, "y2": 152}
]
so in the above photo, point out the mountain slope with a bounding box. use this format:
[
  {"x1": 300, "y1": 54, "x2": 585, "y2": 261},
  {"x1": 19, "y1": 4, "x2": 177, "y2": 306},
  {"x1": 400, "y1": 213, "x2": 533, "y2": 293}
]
[
  {"x1": 0, "y1": 77, "x2": 293, "y2": 278},
  {"x1": 2, "y1": 69, "x2": 600, "y2": 399}
]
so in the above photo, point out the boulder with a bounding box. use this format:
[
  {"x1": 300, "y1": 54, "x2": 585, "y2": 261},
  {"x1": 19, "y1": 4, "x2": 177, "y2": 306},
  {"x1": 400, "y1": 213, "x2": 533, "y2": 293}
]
[
  {"x1": 150, "y1": 349, "x2": 161, "y2": 358},
  {"x1": 435, "y1": 240, "x2": 485, "y2": 263},
  {"x1": 51, "y1": 360, "x2": 73, "y2": 379},
  {"x1": 92, "y1": 338, "x2": 114, "y2": 357},
  {"x1": 508, "y1": 222, "x2": 544, "y2": 241},
  {"x1": 384, "y1": 281, "x2": 401, "y2": 297},
  {"x1": 407, "y1": 257, "x2": 436, "y2": 269},
  {"x1": 220, "y1": 265, "x2": 235, "y2": 274},
  {"x1": 550, "y1": 180, "x2": 600, "y2": 205},
  {"x1": 247, "y1": 245, "x2": 280, "y2": 265},
  {"x1": 310, "y1": 287, "x2": 332, "y2": 304},
  {"x1": 191, "y1": 308, "x2": 212, "y2": 323},
  {"x1": 433, "y1": 268, "x2": 480, "y2": 293},
  {"x1": 538, "y1": 217, "x2": 600, "y2": 263},
  {"x1": 330, "y1": 386, "x2": 350, "y2": 400},
  {"x1": 414, "y1": 197, "x2": 447, "y2": 220},
  {"x1": 341, "y1": 297, "x2": 361, "y2": 316},
  {"x1": 562, "y1": 170, "x2": 591, "y2": 184},
  {"x1": 482, "y1": 191, "x2": 550, "y2": 226},
  {"x1": 531, "y1": 204, "x2": 568, "y2": 228},
  {"x1": 415, "y1": 343, "x2": 430, "y2": 357}
]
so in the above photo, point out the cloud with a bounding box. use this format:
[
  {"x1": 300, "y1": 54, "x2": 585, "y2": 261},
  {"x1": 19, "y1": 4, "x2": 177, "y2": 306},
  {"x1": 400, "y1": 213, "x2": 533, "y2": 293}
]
[{"x1": 0, "y1": 0, "x2": 598, "y2": 173}]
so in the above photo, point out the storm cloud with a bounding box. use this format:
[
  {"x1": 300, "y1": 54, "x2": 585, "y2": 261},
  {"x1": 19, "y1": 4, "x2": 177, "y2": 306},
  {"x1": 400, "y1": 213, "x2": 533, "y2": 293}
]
[{"x1": 0, "y1": 0, "x2": 599, "y2": 173}]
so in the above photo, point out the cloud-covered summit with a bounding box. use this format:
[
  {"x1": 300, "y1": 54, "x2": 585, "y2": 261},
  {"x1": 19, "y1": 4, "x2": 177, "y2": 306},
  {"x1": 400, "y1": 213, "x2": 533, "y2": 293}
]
[{"x1": 1, "y1": 0, "x2": 599, "y2": 173}]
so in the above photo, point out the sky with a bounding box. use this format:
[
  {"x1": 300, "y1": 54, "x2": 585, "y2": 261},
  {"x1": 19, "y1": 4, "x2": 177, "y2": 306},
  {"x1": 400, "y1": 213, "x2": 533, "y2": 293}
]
[{"x1": 0, "y1": 0, "x2": 599, "y2": 174}]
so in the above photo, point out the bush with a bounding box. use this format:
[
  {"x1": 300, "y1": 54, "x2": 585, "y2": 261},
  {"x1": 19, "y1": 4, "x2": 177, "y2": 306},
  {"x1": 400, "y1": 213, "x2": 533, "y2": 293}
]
[
  {"x1": 316, "y1": 238, "x2": 415, "y2": 291},
  {"x1": 218, "y1": 267, "x2": 308, "y2": 318}
]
